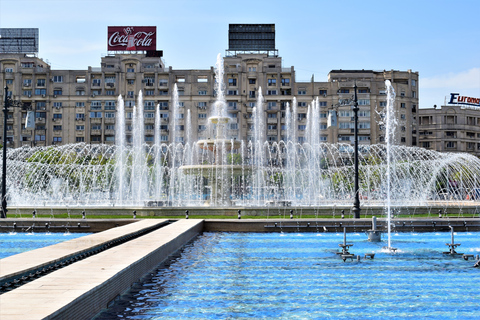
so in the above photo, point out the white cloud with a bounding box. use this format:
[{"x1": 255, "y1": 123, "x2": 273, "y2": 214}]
[{"x1": 421, "y1": 68, "x2": 480, "y2": 89}]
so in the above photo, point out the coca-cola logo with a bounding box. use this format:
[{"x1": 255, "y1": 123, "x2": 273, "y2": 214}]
[{"x1": 108, "y1": 26, "x2": 156, "y2": 51}]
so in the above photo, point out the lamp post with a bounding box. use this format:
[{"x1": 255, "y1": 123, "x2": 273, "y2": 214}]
[
  {"x1": 352, "y1": 83, "x2": 361, "y2": 219},
  {"x1": 2, "y1": 86, "x2": 28, "y2": 218}
]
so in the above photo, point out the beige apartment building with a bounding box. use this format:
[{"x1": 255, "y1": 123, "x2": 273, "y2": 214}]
[
  {"x1": 0, "y1": 51, "x2": 420, "y2": 150},
  {"x1": 418, "y1": 105, "x2": 480, "y2": 157}
]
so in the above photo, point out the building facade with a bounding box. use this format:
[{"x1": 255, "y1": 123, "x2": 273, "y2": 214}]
[
  {"x1": 0, "y1": 52, "x2": 420, "y2": 150},
  {"x1": 418, "y1": 105, "x2": 480, "y2": 157}
]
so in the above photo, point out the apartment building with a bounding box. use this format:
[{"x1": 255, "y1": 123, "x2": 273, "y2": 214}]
[
  {"x1": 418, "y1": 104, "x2": 480, "y2": 156},
  {"x1": 0, "y1": 51, "x2": 420, "y2": 149}
]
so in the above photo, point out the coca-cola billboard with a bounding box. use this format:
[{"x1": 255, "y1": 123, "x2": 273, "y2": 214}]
[{"x1": 108, "y1": 26, "x2": 156, "y2": 51}]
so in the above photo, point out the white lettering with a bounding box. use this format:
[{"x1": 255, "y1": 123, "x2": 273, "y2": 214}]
[{"x1": 109, "y1": 31, "x2": 155, "y2": 48}]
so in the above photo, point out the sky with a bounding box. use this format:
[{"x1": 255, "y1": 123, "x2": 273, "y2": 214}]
[{"x1": 0, "y1": 0, "x2": 479, "y2": 109}]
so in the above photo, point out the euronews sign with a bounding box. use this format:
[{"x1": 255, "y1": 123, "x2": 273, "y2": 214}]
[{"x1": 448, "y1": 93, "x2": 480, "y2": 109}]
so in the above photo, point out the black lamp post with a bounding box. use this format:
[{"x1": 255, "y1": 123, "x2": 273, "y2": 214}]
[
  {"x1": 2, "y1": 86, "x2": 28, "y2": 218},
  {"x1": 352, "y1": 83, "x2": 361, "y2": 219}
]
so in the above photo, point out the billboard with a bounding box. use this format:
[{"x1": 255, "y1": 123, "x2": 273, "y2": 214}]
[
  {"x1": 108, "y1": 26, "x2": 156, "y2": 51},
  {"x1": 448, "y1": 93, "x2": 480, "y2": 109},
  {"x1": 228, "y1": 24, "x2": 275, "y2": 51},
  {"x1": 0, "y1": 28, "x2": 39, "y2": 54}
]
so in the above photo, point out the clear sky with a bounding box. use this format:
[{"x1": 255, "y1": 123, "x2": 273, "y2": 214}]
[{"x1": 1, "y1": 0, "x2": 479, "y2": 109}]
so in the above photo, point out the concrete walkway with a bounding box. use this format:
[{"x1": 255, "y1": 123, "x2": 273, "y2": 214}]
[{"x1": 0, "y1": 219, "x2": 203, "y2": 320}]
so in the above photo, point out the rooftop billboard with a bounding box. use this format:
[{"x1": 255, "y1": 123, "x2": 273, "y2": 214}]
[{"x1": 108, "y1": 26, "x2": 156, "y2": 51}]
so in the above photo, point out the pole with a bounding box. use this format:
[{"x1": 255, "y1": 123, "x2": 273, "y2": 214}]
[
  {"x1": 352, "y1": 83, "x2": 361, "y2": 219},
  {"x1": 1, "y1": 86, "x2": 8, "y2": 218}
]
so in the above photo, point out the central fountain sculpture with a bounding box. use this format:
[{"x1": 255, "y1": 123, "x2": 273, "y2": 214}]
[
  {"x1": 2, "y1": 54, "x2": 480, "y2": 209},
  {"x1": 180, "y1": 55, "x2": 243, "y2": 205}
]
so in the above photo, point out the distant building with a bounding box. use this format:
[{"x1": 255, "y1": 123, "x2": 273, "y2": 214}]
[{"x1": 418, "y1": 104, "x2": 480, "y2": 156}]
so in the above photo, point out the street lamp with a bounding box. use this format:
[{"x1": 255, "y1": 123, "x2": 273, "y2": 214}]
[
  {"x1": 331, "y1": 83, "x2": 361, "y2": 219},
  {"x1": 2, "y1": 86, "x2": 29, "y2": 218},
  {"x1": 352, "y1": 83, "x2": 361, "y2": 219}
]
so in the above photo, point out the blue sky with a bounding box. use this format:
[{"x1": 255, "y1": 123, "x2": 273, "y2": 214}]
[{"x1": 1, "y1": 0, "x2": 479, "y2": 109}]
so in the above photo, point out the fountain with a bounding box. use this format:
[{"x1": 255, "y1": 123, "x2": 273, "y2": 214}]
[{"x1": 2, "y1": 54, "x2": 480, "y2": 211}]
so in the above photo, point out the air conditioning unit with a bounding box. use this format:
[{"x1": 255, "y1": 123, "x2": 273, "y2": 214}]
[
  {"x1": 53, "y1": 95, "x2": 57, "y2": 98},
  {"x1": 91, "y1": 94, "x2": 95, "y2": 97},
  {"x1": 42, "y1": 94, "x2": 46, "y2": 98},
  {"x1": 27, "y1": 94, "x2": 31, "y2": 98}
]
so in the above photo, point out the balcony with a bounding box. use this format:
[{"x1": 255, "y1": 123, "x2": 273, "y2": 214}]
[
  {"x1": 90, "y1": 118, "x2": 102, "y2": 124},
  {"x1": 91, "y1": 129, "x2": 101, "y2": 135},
  {"x1": 105, "y1": 129, "x2": 115, "y2": 135},
  {"x1": 105, "y1": 118, "x2": 115, "y2": 124}
]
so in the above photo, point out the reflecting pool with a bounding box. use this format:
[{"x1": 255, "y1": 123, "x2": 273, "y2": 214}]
[
  {"x1": 96, "y1": 232, "x2": 480, "y2": 319},
  {"x1": 0, "y1": 232, "x2": 90, "y2": 259}
]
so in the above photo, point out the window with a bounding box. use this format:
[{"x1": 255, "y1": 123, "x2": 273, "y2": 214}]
[
  {"x1": 23, "y1": 79, "x2": 32, "y2": 86},
  {"x1": 76, "y1": 113, "x2": 85, "y2": 120},
  {"x1": 359, "y1": 122, "x2": 370, "y2": 129},
  {"x1": 358, "y1": 99, "x2": 370, "y2": 105},
  {"x1": 281, "y1": 78, "x2": 290, "y2": 86},
  {"x1": 358, "y1": 110, "x2": 370, "y2": 117},
  {"x1": 53, "y1": 102, "x2": 62, "y2": 108},
  {"x1": 175, "y1": 113, "x2": 184, "y2": 119},
  {"x1": 267, "y1": 113, "x2": 277, "y2": 119},
  {"x1": 198, "y1": 125, "x2": 206, "y2": 131},
  {"x1": 145, "y1": 136, "x2": 154, "y2": 142},
  {"x1": 175, "y1": 125, "x2": 185, "y2": 131},
  {"x1": 228, "y1": 113, "x2": 237, "y2": 118},
  {"x1": 379, "y1": 101, "x2": 387, "y2": 107},
  {"x1": 35, "y1": 135, "x2": 46, "y2": 141},
  {"x1": 76, "y1": 102, "x2": 85, "y2": 108},
  {"x1": 53, "y1": 76, "x2": 63, "y2": 83},
  {"x1": 339, "y1": 89, "x2": 349, "y2": 94},
  {"x1": 91, "y1": 136, "x2": 101, "y2": 142},
  {"x1": 106, "y1": 90, "x2": 115, "y2": 96},
  {"x1": 53, "y1": 137, "x2": 62, "y2": 143},
  {"x1": 53, "y1": 114, "x2": 62, "y2": 119},
  {"x1": 319, "y1": 101, "x2": 327, "y2": 106},
  {"x1": 400, "y1": 114, "x2": 406, "y2": 120},
  {"x1": 197, "y1": 76, "x2": 208, "y2": 83},
  {"x1": 248, "y1": 67, "x2": 256, "y2": 72},
  {"x1": 76, "y1": 125, "x2": 85, "y2": 130},
  {"x1": 23, "y1": 90, "x2": 32, "y2": 96},
  {"x1": 199, "y1": 113, "x2": 207, "y2": 119},
  {"x1": 339, "y1": 111, "x2": 352, "y2": 117},
  {"x1": 298, "y1": 90, "x2": 306, "y2": 95},
  {"x1": 105, "y1": 112, "x2": 115, "y2": 118},
  {"x1": 297, "y1": 102, "x2": 307, "y2": 107},
  {"x1": 198, "y1": 90, "x2": 207, "y2": 95},
  {"x1": 90, "y1": 112, "x2": 102, "y2": 118},
  {"x1": 298, "y1": 137, "x2": 306, "y2": 143},
  {"x1": 401, "y1": 103, "x2": 406, "y2": 108},
  {"x1": 125, "y1": 100, "x2": 135, "y2": 108},
  {"x1": 267, "y1": 124, "x2": 277, "y2": 130},
  {"x1": 298, "y1": 113, "x2": 307, "y2": 120},
  {"x1": 53, "y1": 125, "x2": 62, "y2": 131},
  {"x1": 35, "y1": 89, "x2": 46, "y2": 95},
  {"x1": 266, "y1": 90, "x2": 277, "y2": 95},
  {"x1": 422, "y1": 142, "x2": 430, "y2": 148},
  {"x1": 268, "y1": 78, "x2": 276, "y2": 86},
  {"x1": 298, "y1": 125, "x2": 306, "y2": 131},
  {"x1": 267, "y1": 102, "x2": 276, "y2": 110},
  {"x1": 105, "y1": 101, "x2": 116, "y2": 110},
  {"x1": 319, "y1": 89, "x2": 327, "y2": 96},
  {"x1": 228, "y1": 102, "x2": 237, "y2": 109},
  {"x1": 5, "y1": 68, "x2": 13, "y2": 73},
  {"x1": 446, "y1": 141, "x2": 456, "y2": 149},
  {"x1": 358, "y1": 89, "x2": 368, "y2": 93},
  {"x1": 76, "y1": 137, "x2": 85, "y2": 142},
  {"x1": 36, "y1": 102, "x2": 46, "y2": 110},
  {"x1": 228, "y1": 78, "x2": 237, "y2": 86},
  {"x1": 92, "y1": 79, "x2": 101, "y2": 86},
  {"x1": 145, "y1": 90, "x2": 155, "y2": 96},
  {"x1": 127, "y1": 79, "x2": 135, "y2": 85},
  {"x1": 249, "y1": 79, "x2": 256, "y2": 85},
  {"x1": 36, "y1": 79, "x2": 46, "y2": 87},
  {"x1": 145, "y1": 112, "x2": 155, "y2": 118},
  {"x1": 53, "y1": 89, "x2": 62, "y2": 96},
  {"x1": 160, "y1": 113, "x2": 169, "y2": 119},
  {"x1": 249, "y1": 91, "x2": 256, "y2": 98},
  {"x1": 227, "y1": 90, "x2": 238, "y2": 95},
  {"x1": 127, "y1": 68, "x2": 135, "y2": 73},
  {"x1": 159, "y1": 79, "x2": 168, "y2": 86}
]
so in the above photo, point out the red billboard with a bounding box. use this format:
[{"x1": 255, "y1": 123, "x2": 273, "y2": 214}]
[{"x1": 108, "y1": 26, "x2": 156, "y2": 51}]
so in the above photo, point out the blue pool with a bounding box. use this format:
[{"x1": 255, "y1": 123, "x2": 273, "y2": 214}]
[
  {"x1": 96, "y1": 231, "x2": 480, "y2": 319},
  {"x1": 0, "y1": 232, "x2": 90, "y2": 259}
]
